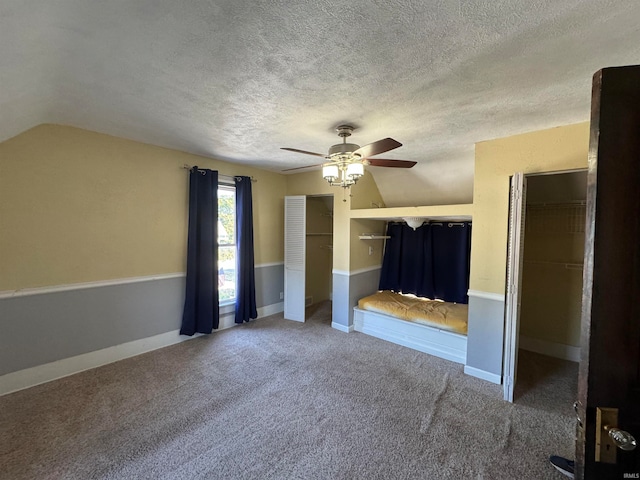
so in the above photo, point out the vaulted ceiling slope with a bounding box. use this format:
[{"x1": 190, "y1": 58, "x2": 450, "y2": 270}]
[{"x1": 2, "y1": 1, "x2": 639, "y2": 206}]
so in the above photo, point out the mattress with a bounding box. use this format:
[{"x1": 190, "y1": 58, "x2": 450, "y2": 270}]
[{"x1": 357, "y1": 290, "x2": 468, "y2": 335}]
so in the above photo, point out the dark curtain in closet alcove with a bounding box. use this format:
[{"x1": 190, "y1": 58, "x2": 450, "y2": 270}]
[
  {"x1": 378, "y1": 222, "x2": 435, "y2": 298},
  {"x1": 378, "y1": 222, "x2": 472, "y2": 304}
]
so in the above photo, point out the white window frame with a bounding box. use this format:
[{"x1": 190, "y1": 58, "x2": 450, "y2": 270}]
[{"x1": 218, "y1": 183, "x2": 236, "y2": 307}]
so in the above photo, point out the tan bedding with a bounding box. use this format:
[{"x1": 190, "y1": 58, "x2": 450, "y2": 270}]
[{"x1": 357, "y1": 290, "x2": 468, "y2": 335}]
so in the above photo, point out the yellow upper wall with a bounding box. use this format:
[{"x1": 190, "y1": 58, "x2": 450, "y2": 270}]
[
  {"x1": 470, "y1": 122, "x2": 590, "y2": 294},
  {"x1": 3, "y1": 121, "x2": 590, "y2": 293},
  {"x1": 348, "y1": 172, "x2": 386, "y2": 271},
  {"x1": 0, "y1": 124, "x2": 286, "y2": 290}
]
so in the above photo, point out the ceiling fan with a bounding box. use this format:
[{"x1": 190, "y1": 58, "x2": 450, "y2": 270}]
[{"x1": 281, "y1": 125, "x2": 416, "y2": 189}]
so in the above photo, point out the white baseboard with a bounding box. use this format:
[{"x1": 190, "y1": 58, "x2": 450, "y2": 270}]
[
  {"x1": 258, "y1": 302, "x2": 284, "y2": 318},
  {"x1": 519, "y1": 335, "x2": 580, "y2": 362},
  {"x1": 464, "y1": 365, "x2": 502, "y2": 384},
  {"x1": 0, "y1": 301, "x2": 285, "y2": 396},
  {"x1": 331, "y1": 322, "x2": 354, "y2": 333},
  {"x1": 0, "y1": 329, "x2": 198, "y2": 396}
]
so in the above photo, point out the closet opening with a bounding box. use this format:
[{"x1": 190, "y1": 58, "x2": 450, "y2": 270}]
[
  {"x1": 283, "y1": 194, "x2": 334, "y2": 323},
  {"x1": 305, "y1": 195, "x2": 334, "y2": 321},
  {"x1": 504, "y1": 169, "x2": 587, "y2": 408}
]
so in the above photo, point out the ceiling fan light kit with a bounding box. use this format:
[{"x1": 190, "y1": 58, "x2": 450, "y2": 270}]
[
  {"x1": 322, "y1": 158, "x2": 365, "y2": 188},
  {"x1": 346, "y1": 162, "x2": 364, "y2": 179},
  {"x1": 282, "y1": 124, "x2": 417, "y2": 192},
  {"x1": 322, "y1": 164, "x2": 339, "y2": 182}
]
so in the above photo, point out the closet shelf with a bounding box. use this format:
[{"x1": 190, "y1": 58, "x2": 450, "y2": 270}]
[
  {"x1": 525, "y1": 260, "x2": 583, "y2": 269},
  {"x1": 359, "y1": 234, "x2": 390, "y2": 240}
]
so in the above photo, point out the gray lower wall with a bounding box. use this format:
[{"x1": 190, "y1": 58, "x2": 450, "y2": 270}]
[
  {"x1": 0, "y1": 277, "x2": 185, "y2": 376},
  {"x1": 0, "y1": 264, "x2": 284, "y2": 376},
  {"x1": 255, "y1": 263, "x2": 284, "y2": 308},
  {"x1": 332, "y1": 273, "x2": 350, "y2": 327},
  {"x1": 465, "y1": 293, "x2": 506, "y2": 378},
  {"x1": 331, "y1": 268, "x2": 381, "y2": 328}
]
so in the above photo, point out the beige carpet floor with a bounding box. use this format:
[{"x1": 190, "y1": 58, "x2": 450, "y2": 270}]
[{"x1": 0, "y1": 302, "x2": 577, "y2": 479}]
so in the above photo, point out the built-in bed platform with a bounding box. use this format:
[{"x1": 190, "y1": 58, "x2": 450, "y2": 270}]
[{"x1": 353, "y1": 291, "x2": 468, "y2": 364}]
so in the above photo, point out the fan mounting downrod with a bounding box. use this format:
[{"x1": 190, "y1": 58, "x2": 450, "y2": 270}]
[{"x1": 330, "y1": 125, "x2": 360, "y2": 157}]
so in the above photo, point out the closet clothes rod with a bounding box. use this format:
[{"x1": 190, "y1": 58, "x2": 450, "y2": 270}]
[
  {"x1": 429, "y1": 222, "x2": 470, "y2": 227},
  {"x1": 181, "y1": 164, "x2": 257, "y2": 182},
  {"x1": 525, "y1": 260, "x2": 583, "y2": 269},
  {"x1": 527, "y1": 200, "x2": 586, "y2": 207}
]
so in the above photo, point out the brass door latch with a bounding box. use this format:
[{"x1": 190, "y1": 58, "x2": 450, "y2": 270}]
[{"x1": 596, "y1": 407, "x2": 637, "y2": 464}]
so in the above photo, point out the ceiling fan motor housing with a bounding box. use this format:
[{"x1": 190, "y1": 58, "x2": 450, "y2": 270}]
[
  {"x1": 281, "y1": 123, "x2": 414, "y2": 173},
  {"x1": 328, "y1": 142, "x2": 360, "y2": 158}
]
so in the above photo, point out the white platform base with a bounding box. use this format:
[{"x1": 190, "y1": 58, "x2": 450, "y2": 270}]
[{"x1": 353, "y1": 307, "x2": 467, "y2": 364}]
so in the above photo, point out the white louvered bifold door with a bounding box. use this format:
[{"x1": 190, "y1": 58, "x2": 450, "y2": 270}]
[
  {"x1": 503, "y1": 172, "x2": 527, "y2": 402},
  {"x1": 284, "y1": 196, "x2": 306, "y2": 322}
]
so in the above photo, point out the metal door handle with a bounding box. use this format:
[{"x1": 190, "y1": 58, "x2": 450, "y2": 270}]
[
  {"x1": 595, "y1": 407, "x2": 635, "y2": 462},
  {"x1": 573, "y1": 401, "x2": 583, "y2": 427},
  {"x1": 604, "y1": 425, "x2": 637, "y2": 451}
]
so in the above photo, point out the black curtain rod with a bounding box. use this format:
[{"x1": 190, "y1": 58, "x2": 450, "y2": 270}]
[
  {"x1": 181, "y1": 164, "x2": 257, "y2": 182},
  {"x1": 390, "y1": 221, "x2": 471, "y2": 227}
]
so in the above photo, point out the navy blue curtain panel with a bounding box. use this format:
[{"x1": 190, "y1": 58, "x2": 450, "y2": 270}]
[
  {"x1": 234, "y1": 176, "x2": 257, "y2": 323},
  {"x1": 379, "y1": 222, "x2": 436, "y2": 297},
  {"x1": 180, "y1": 167, "x2": 219, "y2": 335},
  {"x1": 431, "y1": 222, "x2": 472, "y2": 303},
  {"x1": 378, "y1": 221, "x2": 471, "y2": 304}
]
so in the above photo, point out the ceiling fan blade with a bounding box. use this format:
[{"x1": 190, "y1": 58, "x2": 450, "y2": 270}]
[
  {"x1": 366, "y1": 159, "x2": 417, "y2": 168},
  {"x1": 353, "y1": 138, "x2": 402, "y2": 158},
  {"x1": 282, "y1": 163, "x2": 324, "y2": 172},
  {"x1": 281, "y1": 147, "x2": 326, "y2": 158}
]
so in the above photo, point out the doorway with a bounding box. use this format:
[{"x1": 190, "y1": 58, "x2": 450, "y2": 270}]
[
  {"x1": 516, "y1": 171, "x2": 587, "y2": 408},
  {"x1": 284, "y1": 194, "x2": 334, "y2": 323},
  {"x1": 305, "y1": 195, "x2": 334, "y2": 310},
  {"x1": 504, "y1": 169, "x2": 587, "y2": 404}
]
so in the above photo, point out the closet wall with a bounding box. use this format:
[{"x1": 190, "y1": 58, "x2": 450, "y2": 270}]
[
  {"x1": 305, "y1": 196, "x2": 333, "y2": 306},
  {"x1": 519, "y1": 172, "x2": 587, "y2": 358}
]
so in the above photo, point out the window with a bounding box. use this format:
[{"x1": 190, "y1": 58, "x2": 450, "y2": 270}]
[{"x1": 218, "y1": 185, "x2": 236, "y2": 304}]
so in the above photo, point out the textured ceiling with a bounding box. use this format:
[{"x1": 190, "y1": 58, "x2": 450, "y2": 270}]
[{"x1": 2, "y1": 1, "x2": 640, "y2": 206}]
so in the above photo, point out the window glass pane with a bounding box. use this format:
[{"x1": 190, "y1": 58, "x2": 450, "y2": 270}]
[
  {"x1": 218, "y1": 186, "x2": 236, "y2": 303},
  {"x1": 218, "y1": 246, "x2": 236, "y2": 302},
  {"x1": 218, "y1": 188, "x2": 235, "y2": 245}
]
